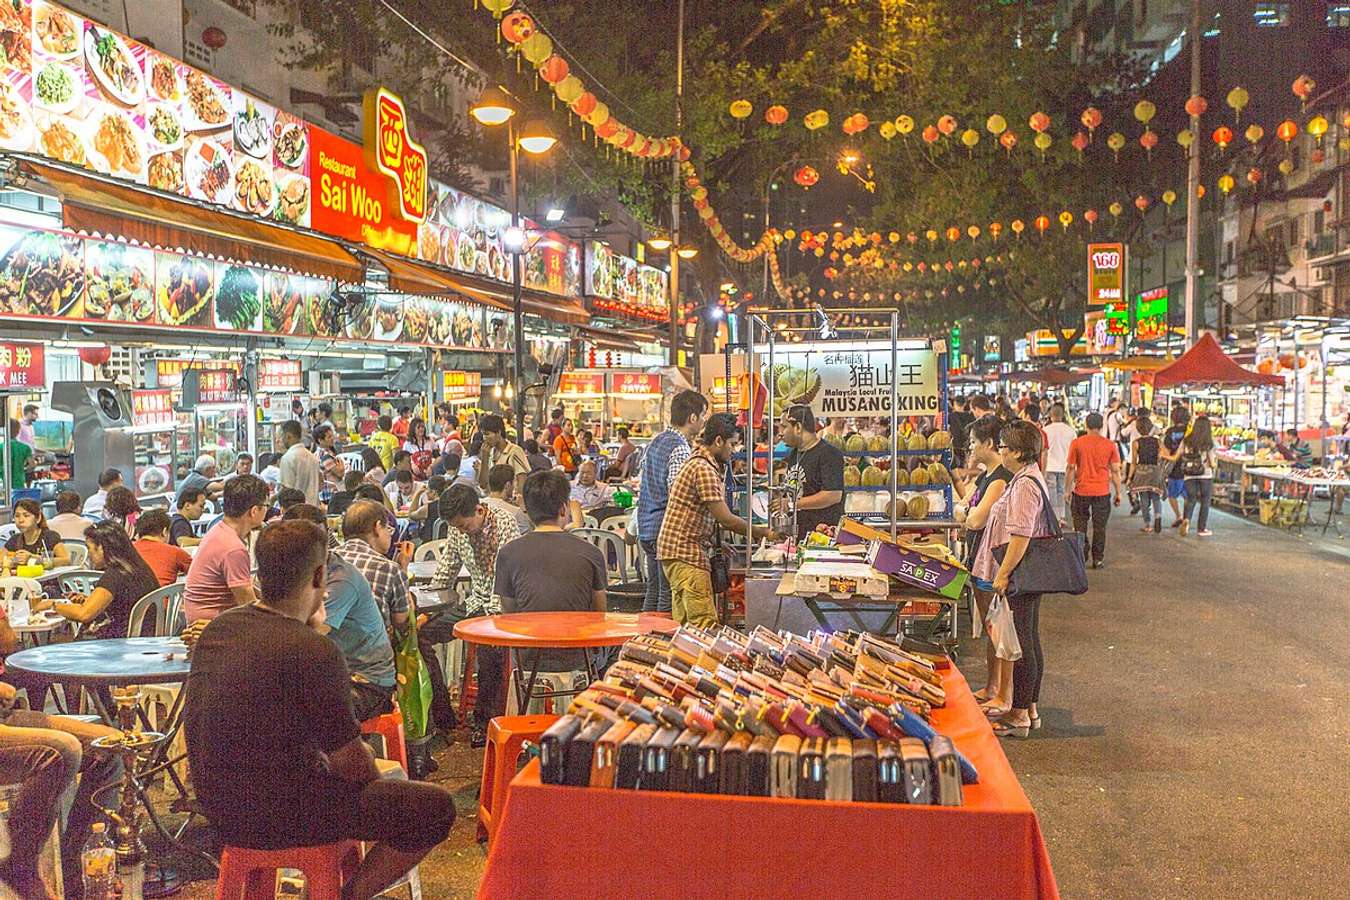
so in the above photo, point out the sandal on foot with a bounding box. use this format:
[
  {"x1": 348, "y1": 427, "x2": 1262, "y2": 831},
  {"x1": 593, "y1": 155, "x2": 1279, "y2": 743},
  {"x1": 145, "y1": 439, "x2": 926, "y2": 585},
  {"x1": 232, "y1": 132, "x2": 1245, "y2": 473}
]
[
  {"x1": 1030, "y1": 714, "x2": 1042, "y2": 730},
  {"x1": 972, "y1": 689, "x2": 994, "y2": 703},
  {"x1": 992, "y1": 719, "x2": 1030, "y2": 738},
  {"x1": 982, "y1": 703, "x2": 1011, "y2": 719}
]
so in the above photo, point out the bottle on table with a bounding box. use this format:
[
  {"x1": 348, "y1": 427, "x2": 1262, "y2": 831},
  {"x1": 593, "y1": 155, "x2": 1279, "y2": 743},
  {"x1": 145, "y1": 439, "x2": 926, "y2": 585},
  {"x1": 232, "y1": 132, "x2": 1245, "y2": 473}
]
[{"x1": 81, "y1": 822, "x2": 118, "y2": 900}]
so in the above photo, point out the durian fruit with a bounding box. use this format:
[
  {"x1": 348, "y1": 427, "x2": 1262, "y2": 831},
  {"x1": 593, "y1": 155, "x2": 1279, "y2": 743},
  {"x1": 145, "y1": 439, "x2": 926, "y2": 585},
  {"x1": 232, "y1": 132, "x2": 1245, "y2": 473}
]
[
  {"x1": 908, "y1": 432, "x2": 928, "y2": 452},
  {"x1": 907, "y1": 494, "x2": 930, "y2": 519},
  {"x1": 861, "y1": 464, "x2": 886, "y2": 486},
  {"x1": 893, "y1": 467, "x2": 910, "y2": 486},
  {"x1": 887, "y1": 496, "x2": 908, "y2": 519},
  {"x1": 866, "y1": 434, "x2": 888, "y2": 453},
  {"x1": 843, "y1": 466, "x2": 861, "y2": 487},
  {"x1": 845, "y1": 433, "x2": 868, "y2": 453},
  {"x1": 776, "y1": 367, "x2": 802, "y2": 398},
  {"x1": 822, "y1": 431, "x2": 843, "y2": 448},
  {"x1": 929, "y1": 463, "x2": 952, "y2": 485},
  {"x1": 927, "y1": 430, "x2": 952, "y2": 450},
  {"x1": 796, "y1": 368, "x2": 822, "y2": 403},
  {"x1": 909, "y1": 465, "x2": 929, "y2": 487}
]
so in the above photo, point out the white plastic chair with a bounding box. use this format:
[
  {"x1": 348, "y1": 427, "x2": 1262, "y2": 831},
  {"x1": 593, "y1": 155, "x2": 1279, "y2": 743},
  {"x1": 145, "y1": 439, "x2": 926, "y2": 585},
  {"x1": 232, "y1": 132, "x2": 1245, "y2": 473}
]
[
  {"x1": 583, "y1": 513, "x2": 599, "y2": 529},
  {"x1": 414, "y1": 539, "x2": 446, "y2": 562},
  {"x1": 0, "y1": 576, "x2": 44, "y2": 624},
  {"x1": 0, "y1": 523, "x2": 17, "y2": 543},
  {"x1": 61, "y1": 540, "x2": 89, "y2": 568},
  {"x1": 128, "y1": 583, "x2": 186, "y2": 638},
  {"x1": 571, "y1": 528, "x2": 630, "y2": 585},
  {"x1": 340, "y1": 451, "x2": 367, "y2": 473},
  {"x1": 598, "y1": 513, "x2": 637, "y2": 572},
  {"x1": 56, "y1": 570, "x2": 102, "y2": 597}
]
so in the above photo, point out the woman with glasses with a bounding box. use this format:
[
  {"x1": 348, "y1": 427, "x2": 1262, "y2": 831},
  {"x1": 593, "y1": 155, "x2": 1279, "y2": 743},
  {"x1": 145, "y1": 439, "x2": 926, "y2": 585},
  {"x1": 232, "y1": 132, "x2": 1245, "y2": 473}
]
[
  {"x1": 953, "y1": 415, "x2": 1014, "y2": 715},
  {"x1": 971, "y1": 420, "x2": 1055, "y2": 738}
]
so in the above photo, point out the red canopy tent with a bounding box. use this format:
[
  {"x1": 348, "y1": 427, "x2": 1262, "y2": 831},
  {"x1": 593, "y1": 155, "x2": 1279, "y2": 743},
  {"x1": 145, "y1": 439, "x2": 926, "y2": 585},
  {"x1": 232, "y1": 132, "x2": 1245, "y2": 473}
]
[
  {"x1": 1003, "y1": 367, "x2": 1099, "y2": 386},
  {"x1": 1151, "y1": 333, "x2": 1283, "y2": 389}
]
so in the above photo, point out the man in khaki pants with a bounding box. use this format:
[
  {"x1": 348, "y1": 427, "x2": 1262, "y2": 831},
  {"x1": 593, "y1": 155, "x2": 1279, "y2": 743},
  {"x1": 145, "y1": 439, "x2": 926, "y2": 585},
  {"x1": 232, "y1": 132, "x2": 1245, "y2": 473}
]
[{"x1": 657, "y1": 414, "x2": 776, "y2": 628}]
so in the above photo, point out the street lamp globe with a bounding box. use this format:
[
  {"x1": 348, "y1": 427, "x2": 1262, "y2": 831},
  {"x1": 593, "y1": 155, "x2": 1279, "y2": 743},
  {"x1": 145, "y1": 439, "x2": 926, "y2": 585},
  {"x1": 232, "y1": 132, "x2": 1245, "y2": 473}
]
[
  {"x1": 676, "y1": 245, "x2": 699, "y2": 259},
  {"x1": 517, "y1": 120, "x2": 557, "y2": 155},
  {"x1": 470, "y1": 86, "x2": 515, "y2": 126}
]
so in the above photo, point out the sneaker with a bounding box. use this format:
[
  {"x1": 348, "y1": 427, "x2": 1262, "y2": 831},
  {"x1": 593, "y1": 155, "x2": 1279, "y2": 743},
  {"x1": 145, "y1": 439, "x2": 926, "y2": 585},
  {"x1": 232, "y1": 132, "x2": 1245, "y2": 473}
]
[{"x1": 1197, "y1": 529, "x2": 1213, "y2": 536}]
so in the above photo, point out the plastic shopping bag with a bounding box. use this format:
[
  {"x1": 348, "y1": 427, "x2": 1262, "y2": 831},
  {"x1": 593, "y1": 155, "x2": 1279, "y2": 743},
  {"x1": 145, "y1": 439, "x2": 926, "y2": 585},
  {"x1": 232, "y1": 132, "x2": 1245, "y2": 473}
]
[
  {"x1": 986, "y1": 593, "x2": 1022, "y2": 662},
  {"x1": 394, "y1": 622, "x2": 434, "y2": 740}
]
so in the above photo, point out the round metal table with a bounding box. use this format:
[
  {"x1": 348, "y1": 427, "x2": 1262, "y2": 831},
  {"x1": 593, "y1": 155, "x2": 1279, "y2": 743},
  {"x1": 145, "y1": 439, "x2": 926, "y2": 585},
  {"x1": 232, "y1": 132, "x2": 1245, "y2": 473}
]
[
  {"x1": 3, "y1": 637, "x2": 190, "y2": 686},
  {"x1": 454, "y1": 611, "x2": 676, "y2": 710}
]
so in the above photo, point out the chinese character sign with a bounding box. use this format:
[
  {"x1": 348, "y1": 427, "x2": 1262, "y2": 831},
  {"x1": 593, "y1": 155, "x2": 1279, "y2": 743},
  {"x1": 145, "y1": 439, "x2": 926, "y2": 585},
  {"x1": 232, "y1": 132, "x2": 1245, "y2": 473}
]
[
  {"x1": 365, "y1": 87, "x2": 428, "y2": 224},
  {"x1": 0, "y1": 342, "x2": 45, "y2": 390},
  {"x1": 131, "y1": 390, "x2": 175, "y2": 428},
  {"x1": 610, "y1": 373, "x2": 660, "y2": 396},
  {"x1": 769, "y1": 343, "x2": 939, "y2": 416},
  {"x1": 258, "y1": 359, "x2": 303, "y2": 392},
  {"x1": 1087, "y1": 242, "x2": 1126, "y2": 308}
]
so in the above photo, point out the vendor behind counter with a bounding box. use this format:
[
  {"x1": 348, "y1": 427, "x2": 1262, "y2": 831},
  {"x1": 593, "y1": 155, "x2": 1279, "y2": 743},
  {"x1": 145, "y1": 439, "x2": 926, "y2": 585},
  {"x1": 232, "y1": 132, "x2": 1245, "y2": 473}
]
[{"x1": 775, "y1": 405, "x2": 845, "y2": 540}]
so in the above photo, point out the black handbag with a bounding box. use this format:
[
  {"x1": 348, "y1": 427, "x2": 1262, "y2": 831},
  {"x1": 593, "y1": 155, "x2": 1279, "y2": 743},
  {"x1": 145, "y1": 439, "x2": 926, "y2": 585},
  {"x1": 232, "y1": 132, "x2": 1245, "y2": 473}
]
[
  {"x1": 709, "y1": 525, "x2": 732, "y2": 594},
  {"x1": 991, "y1": 472, "x2": 1088, "y2": 595}
]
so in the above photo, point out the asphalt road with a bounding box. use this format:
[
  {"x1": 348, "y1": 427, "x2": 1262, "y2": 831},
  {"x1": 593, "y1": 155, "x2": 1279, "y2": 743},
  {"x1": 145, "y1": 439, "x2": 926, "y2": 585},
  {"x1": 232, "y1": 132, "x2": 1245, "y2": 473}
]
[{"x1": 984, "y1": 503, "x2": 1350, "y2": 898}]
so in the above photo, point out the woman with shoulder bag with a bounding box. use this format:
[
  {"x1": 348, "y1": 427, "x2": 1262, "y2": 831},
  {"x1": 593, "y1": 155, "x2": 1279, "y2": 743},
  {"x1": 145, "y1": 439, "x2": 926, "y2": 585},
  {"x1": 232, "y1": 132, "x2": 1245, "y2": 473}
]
[
  {"x1": 954, "y1": 415, "x2": 1014, "y2": 715},
  {"x1": 972, "y1": 420, "x2": 1056, "y2": 738},
  {"x1": 1129, "y1": 416, "x2": 1167, "y2": 533},
  {"x1": 1162, "y1": 414, "x2": 1217, "y2": 536}
]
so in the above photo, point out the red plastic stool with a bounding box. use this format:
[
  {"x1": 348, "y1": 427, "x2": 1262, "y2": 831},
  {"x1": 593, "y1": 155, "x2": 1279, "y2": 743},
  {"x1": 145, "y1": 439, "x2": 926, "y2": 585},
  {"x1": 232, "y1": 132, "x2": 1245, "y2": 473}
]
[
  {"x1": 359, "y1": 702, "x2": 408, "y2": 773},
  {"x1": 215, "y1": 841, "x2": 361, "y2": 899},
  {"x1": 456, "y1": 643, "x2": 478, "y2": 720},
  {"x1": 476, "y1": 714, "x2": 558, "y2": 844}
]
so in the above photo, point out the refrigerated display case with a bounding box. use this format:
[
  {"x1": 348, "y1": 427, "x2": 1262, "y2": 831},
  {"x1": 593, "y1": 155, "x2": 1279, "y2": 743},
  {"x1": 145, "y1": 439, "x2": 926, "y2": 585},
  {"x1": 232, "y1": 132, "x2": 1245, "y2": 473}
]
[
  {"x1": 186, "y1": 403, "x2": 249, "y2": 473},
  {"x1": 128, "y1": 389, "x2": 180, "y2": 503}
]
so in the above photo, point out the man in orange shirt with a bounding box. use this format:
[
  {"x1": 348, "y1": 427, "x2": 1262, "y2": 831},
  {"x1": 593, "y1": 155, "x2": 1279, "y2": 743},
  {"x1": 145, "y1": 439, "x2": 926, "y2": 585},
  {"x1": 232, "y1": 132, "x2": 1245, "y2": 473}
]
[
  {"x1": 1066, "y1": 411, "x2": 1124, "y2": 569},
  {"x1": 132, "y1": 509, "x2": 193, "y2": 587},
  {"x1": 553, "y1": 418, "x2": 579, "y2": 475}
]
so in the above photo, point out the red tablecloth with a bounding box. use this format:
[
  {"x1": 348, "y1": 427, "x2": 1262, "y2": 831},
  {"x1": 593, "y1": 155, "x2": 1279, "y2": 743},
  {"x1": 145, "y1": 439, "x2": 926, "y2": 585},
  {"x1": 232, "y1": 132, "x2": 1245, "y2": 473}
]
[{"x1": 478, "y1": 663, "x2": 1059, "y2": 899}]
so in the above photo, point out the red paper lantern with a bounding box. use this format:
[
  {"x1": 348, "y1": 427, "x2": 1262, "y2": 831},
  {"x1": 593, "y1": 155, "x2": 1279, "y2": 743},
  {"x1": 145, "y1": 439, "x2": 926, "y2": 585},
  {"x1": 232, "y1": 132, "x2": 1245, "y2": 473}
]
[
  {"x1": 793, "y1": 165, "x2": 819, "y2": 188},
  {"x1": 1028, "y1": 112, "x2": 1051, "y2": 133},
  {"x1": 999, "y1": 130, "x2": 1018, "y2": 151},
  {"x1": 570, "y1": 91, "x2": 596, "y2": 116},
  {"x1": 764, "y1": 105, "x2": 788, "y2": 126},
  {"x1": 1185, "y1": 95, "x2": 1208, "y2": 118},
  {"x1": 1276, "y1": 120, "x2": 1298, "y2": 143},
  {"x1": 1034, "y1": 215, "x2": 1050, "y2": 233},
  {"x1": 1292, "y1": 74, "x2": 1315, "y2": 102},
  {"x1": 922, "y1": 125, "x2": 940, "y2": 144},
  {"x1": 78, "y1": 345, "x2": 112, "y2": 366},
  {"x1": 945, "y1": 226, "x2": 960, "y2": 242},
  {"x1": 1135, "y1": 195, "x2": 1150, "y2": 211},
  {"x1": 1212, "y1": 125, "x2": 1233, "y2": 149},
  {"x1": 1084, "y1": 209, "x2": 1098, "y2": 226},
  {"x1": 540, "y1": 55, "x2": 569, "y2": 84},
  {"x1": 595, "y1": 119, "x2": 619, "y2": 139},
  {"x1": 1246, "y1": 167, "x2": 1262, "y2": 185},
  {"x1": 201, "y1": 26, "x2": 226, "y2": 50},
  {"x1": 501, "y1": 11, "x2": 534, "y2": 43},
  {"x1": 937, "y1": 115, "x2": 957, "y2": 136},
  {"x1": 1071, "y1": 131, "x2": 1089, "y2": 153},
  {"x1": 1139, "y1": 130, "x2": 1158, "y2": 152},
  {"x1": 1080, "y1": 107, "x2": 1103, "y2": 132}
]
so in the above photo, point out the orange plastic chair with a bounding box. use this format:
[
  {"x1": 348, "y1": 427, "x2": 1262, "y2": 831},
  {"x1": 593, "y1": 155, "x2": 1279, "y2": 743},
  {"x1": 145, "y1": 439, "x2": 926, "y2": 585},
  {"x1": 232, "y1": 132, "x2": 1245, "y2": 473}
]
[
  {"x1": 457, "y1": 644, "x2": 478, "y2": 720},
  {"x1": 476, "y1": 714, "x2": 558, "y2": 843},
  {"x1": 215, "y1": 841, "x2": 361, "y2": 900},
  {"x1": 359, "y1": 702, "x2": 408, "y2": 773}
]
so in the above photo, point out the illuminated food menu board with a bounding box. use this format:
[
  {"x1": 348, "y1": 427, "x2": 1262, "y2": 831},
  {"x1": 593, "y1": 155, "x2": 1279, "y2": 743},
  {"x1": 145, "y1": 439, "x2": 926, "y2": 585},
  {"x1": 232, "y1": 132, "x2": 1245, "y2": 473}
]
[
  {"x1": 584, "y1": 240, "x2": 669, "y2": 319},
  {"x1": 0, "y1": 1, "x2": 314, "y2": 229},
  {"x1": 0, "y1": 221, "x2": 506, "y2": 351}
]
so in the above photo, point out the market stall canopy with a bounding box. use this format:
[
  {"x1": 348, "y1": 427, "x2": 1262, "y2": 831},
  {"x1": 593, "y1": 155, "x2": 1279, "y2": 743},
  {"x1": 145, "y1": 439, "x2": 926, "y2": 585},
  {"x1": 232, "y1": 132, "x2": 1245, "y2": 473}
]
[
  {"x1": 436, "y1": 272, "x2": 590, "y2": 326},
  {"x1": 574, "y1": 324, "x2": 643, "y2": 353},
  {"x1": 1152, "y1": 333, "x2": 1284, "y2": 389},
  {"x1": 25, "y1": 160, "x2": 363, "y2": 285},
  {"x1": 1102, "y1": 356, "x2": 1177, "y2": 372},
  {"x1": 362, "y1": 247, "x2": 508, "y2": 310},
  {"x1": 1002, "y1": 367, "x2": 1098, "y2": 385}
]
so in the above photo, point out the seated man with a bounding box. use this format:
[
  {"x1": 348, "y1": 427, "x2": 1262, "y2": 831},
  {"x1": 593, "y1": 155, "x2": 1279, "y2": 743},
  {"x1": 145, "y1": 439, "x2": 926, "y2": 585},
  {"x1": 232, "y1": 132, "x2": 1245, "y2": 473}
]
[
  {"x1": 170, "y1": 486, "x2": 208, "y2": 548},
  {"x1": 133, "y1": 509, "x2": 194, "y2": 587},
  {"x1": 337, "y1": 500, "x2": 411, "y2": 632},
  {"x1": 484, "y1": 463, "x2": 532, "y2": 534},
  {"x1": 183, "y1": 475, "x2": 269, "y2": 624},
  {"x1": 569, "y1": 459, "x2": 616, "y2": 511},
  {"x1": 284, "y1": 505, "x2": 396, "y2": 721},
  {"x1": 184, "y1": 520, "x2": 454, "y2": 899},
  {"x1": 495, "y1": 470, "x2": 608, "y2": 683},
  {"x1": 0, "y1": 611, "x2": 121, "y2": 899}
]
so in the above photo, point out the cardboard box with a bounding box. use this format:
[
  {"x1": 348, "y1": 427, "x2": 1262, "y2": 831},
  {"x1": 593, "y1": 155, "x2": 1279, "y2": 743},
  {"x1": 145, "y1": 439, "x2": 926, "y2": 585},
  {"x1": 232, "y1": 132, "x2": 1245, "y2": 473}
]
[{"x1": 837, "y1": 517, "x2": 969, "y2": 600}]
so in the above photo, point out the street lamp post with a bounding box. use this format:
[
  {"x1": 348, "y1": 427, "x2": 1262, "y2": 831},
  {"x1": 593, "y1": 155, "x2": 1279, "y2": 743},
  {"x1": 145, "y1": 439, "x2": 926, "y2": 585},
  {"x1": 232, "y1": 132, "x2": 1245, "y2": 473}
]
[{"x1": 471, "y1": 87, "x2": 554, "y2": 439}]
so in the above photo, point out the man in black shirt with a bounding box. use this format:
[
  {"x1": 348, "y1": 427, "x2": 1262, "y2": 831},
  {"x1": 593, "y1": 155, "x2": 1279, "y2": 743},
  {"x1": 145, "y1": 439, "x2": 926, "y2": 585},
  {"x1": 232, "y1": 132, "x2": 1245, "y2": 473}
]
[
  {"x1": 184, "y1": 520, "x2": 454, "y2": 899},
  {"x1": 171, "y1": 486, "x2": 208, "y2": 548},
  {"x1": 776, "y1": 405, "x2": 845, "y2": 539}
]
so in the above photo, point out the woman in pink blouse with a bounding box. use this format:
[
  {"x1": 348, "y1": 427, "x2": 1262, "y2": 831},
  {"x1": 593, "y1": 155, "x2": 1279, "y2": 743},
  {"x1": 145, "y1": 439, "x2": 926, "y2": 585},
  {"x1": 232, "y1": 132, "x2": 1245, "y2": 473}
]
[{"x1": 972, "y1": 419, "x2": 1054, "y2": 738}]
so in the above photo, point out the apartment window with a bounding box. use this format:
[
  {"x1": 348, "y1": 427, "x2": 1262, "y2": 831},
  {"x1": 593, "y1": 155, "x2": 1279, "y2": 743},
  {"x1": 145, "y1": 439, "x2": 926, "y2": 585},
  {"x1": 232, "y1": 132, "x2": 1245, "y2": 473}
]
[
  {"x1": 1329, "y1": 3, "x2": 1350, "y2": 27},
  {"x1": 1254, "y1": 3, "x2": 1291, "y2": 26},
  {"x1": 1314, "y1": 210, "x2": 1326, "y2": 234},
  {"x1": 1224, "y1": 240, "x2": 1234, "y2": 266},
  {"x1": 1287, "y1": 217, "x2": 1300, "y2": 248}
]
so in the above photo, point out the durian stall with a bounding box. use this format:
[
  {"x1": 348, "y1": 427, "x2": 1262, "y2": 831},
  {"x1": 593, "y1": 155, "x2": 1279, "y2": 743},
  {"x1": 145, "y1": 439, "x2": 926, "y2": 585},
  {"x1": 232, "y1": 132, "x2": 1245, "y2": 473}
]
[{"x1": 735, "y1": 310, "x2": 967, "y2": 644}]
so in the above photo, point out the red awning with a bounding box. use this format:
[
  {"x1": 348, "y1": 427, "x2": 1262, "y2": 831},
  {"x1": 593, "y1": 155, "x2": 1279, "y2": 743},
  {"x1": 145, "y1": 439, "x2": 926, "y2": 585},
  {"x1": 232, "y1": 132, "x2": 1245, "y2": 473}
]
[
  {"x1": 1002, "y1": 367, "x2": 1098, "y2": 385},
  {"x1": 1152, "y1": 333, "x2": 1284, "y2": 389}
]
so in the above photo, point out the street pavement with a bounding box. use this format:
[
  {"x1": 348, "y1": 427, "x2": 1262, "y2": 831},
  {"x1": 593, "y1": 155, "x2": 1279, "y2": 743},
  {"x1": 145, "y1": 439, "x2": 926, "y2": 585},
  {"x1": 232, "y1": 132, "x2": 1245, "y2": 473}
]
[{"x1": 984, "y1": 502, "x2": 1350, "y2": 899}]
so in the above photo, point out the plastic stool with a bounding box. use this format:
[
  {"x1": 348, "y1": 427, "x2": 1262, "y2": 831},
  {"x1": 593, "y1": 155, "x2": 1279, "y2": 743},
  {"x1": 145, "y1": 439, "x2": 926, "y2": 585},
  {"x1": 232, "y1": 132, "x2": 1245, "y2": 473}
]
[
  {"x1": 476, "y1": 714, "x2": 558, "y2": 844},
  {"x1": 359, "y1": 702, "x2": 408, "y2": 773},
  {"x1": 215, "y1": 841, "x2": 361, "y2": 900}
]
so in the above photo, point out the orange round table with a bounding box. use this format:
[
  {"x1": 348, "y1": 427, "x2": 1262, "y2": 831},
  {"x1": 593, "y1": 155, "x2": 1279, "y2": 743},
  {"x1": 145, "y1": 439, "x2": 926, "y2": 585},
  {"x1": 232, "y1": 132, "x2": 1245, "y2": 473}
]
[{"x1": 454, "y1": 611, "x2": 676, "y2": 711}]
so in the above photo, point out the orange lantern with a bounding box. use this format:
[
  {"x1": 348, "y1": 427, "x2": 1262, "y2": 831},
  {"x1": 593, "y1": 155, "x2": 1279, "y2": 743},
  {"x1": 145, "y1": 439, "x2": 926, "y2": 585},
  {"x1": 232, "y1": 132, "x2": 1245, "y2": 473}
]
[
  {"x1": 570, "y1": 91, "x2": 597, "y2": 117},
  {"x1": 1034, "y1": 215, "x2": 1050, "y2": 233},
  {"x1": 793, "y1": 165, "x2": 819, "y2": 188},
  {"x1": 500, "y1": 10, "x2": 534, "y2": 43},
  {"x1": 1212, "y1": 126, "x2": 1233, "y2": 149},
  {"x1": 1029, "y1": 111, "x2": 1050, "y2": 133},
  {"x1": 1080, "y1": 107, "x2": 1102, "y2": 134},
  {"x1": 937, "y1": 115, "x2": 958, "y2": 136},
  {"x1": 1276, "y1": 120, "x2": 1298, "y2": 143},
  {"x1": 946, "y1": 226, "x2": 960, "y2": 242},
  {"x1": 1011, "y1": 219, "x2": 1025, "y2": 237},
  {"x1": 1071, "y1": 131, "x2": 1089, "y2": 154},
  {"x1": 1184, "y1": 95, "x2": 1208, "y2": 118},
  {"x1": 1139, "y1": 130, "x2": 1158, "y2": 155},
  {"x1": 540, "y1": 55, "x2": 569, "y2": 84},
  {"x1": 1084, "y1": 209, "x2": 1098, "y2": 228},
  {"x1": 1292, "y1": 74, "x2": 1315, "y2": 103},
  {"x1": 1246, "y1": 167, "x2": 1262, "y2": 185},
  {"x1": 990, "y1": 221, "x2": 1003, "y2": 239},
  {"x1": 999, "y1": 130, "x2": 1018, "y2": 152},
  {"x1": 922, "y1": 124, "x2": 940, "y2": 144},
  {"x1": 1135, "y1": 195, "x2": 1149, "y2": 212},
  {"x1": 764, "y1": 105, "x2": 788, "y2": 126}
]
